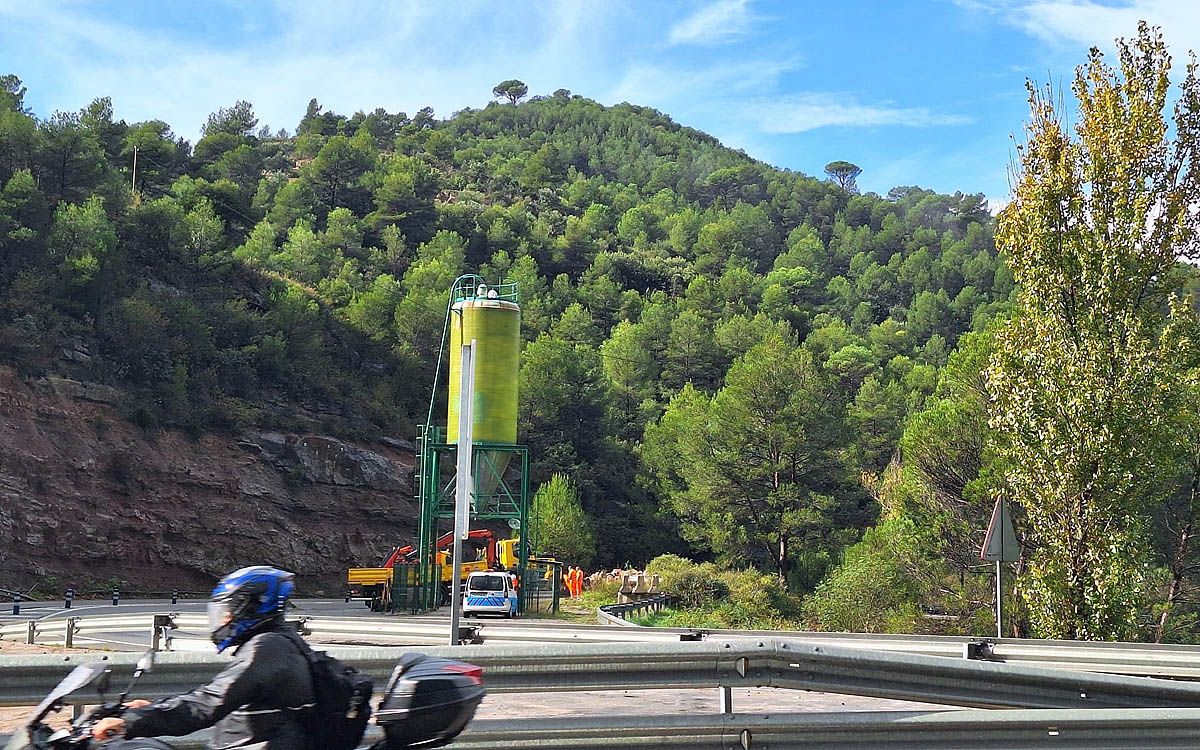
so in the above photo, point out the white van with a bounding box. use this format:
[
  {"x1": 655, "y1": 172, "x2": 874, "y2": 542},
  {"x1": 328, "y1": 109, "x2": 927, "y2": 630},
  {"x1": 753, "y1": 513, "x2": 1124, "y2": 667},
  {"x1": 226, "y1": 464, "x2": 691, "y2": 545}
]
[{"x1": 463, "y1": 571, "x2": 518, "y2": 618}]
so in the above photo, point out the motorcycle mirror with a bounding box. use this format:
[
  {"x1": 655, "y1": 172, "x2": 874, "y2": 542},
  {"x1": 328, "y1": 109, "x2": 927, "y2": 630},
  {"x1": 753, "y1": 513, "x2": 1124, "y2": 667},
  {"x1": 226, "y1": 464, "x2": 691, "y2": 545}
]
[{"x1": 119, "y1": 651, "x2": 155, "y2": 704}]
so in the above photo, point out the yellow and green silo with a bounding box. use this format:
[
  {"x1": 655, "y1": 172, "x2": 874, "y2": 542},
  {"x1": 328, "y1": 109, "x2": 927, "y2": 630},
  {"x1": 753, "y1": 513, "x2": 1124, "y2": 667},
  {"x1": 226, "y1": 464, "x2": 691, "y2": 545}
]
[
  {"x1": 447, "y1": 280, "x2": 521, "y2": 500},
  {"x1": 413, "y1": 275, "x2": 531, "y2": 612}
]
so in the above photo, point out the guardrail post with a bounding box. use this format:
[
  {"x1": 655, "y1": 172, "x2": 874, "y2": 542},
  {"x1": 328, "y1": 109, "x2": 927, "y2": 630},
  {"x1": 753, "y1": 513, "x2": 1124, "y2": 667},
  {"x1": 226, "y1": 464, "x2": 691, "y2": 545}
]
[
  {"x1": 11, "y1": 594, "x2": 18, "y2": 616},
  {"x1": 150, "y1": 614, "x2": 176, "y2": 652},
  {"x1": 720, "y1": 686, "x2": 733, "y2": 714},
  {"x1": 63, "y1": 617, "x2": 77, "y2": 648},
  {"x1": 171, "y1": 590, "x2": 178, "y2": 605},
  {"x1": 25, "y1": 620, "x2": 36, "y2": 644},
  {"x1": 457, "y1": 625, "x2": 482, "y2": 645},
  {"x1": 111, "y1": 588, "x2": 119, "y2": 606},
  {"x1": 64, "y1": 588, "x2": 74, "y2": 609},
  {"x1": 964, "y1": 641, "x2": 994, "y2": 660}
]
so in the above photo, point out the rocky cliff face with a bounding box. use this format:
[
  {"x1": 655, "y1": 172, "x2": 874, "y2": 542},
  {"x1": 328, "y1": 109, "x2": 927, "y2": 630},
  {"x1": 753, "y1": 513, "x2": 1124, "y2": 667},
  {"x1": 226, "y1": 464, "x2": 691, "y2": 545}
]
[{"x1": 0, "y1": 367, "x2": 417, "y2": 594}]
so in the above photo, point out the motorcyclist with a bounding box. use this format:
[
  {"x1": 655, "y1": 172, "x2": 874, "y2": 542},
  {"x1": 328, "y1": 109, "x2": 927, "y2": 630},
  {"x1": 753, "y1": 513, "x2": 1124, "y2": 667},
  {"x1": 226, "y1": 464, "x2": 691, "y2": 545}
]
[{"x1": 92, "y1": 566, "x2": 316, "y2": 750}]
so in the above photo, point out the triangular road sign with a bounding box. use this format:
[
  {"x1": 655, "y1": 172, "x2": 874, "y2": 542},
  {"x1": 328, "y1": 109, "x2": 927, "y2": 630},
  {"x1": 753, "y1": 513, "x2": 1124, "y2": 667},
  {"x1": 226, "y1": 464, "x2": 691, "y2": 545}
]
[{"x1": 981, "y1": 497, "x2": 1020, "y2": 562}]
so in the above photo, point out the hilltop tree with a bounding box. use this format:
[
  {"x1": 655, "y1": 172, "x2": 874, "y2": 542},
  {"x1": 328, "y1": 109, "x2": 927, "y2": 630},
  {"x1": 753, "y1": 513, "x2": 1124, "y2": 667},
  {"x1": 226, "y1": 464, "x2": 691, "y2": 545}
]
[
  {"x1": 492, "y1": 79, "x2": 529, "y2": 105},
  {"x1": 302, "y1": 129, "x2": 377, "y2": 217},
  {"x1": 824, "y1": 161, "x2": 862, "y2": 192},
  {"x1": 0, "y1": 74, "x2": 26, "y2": 112},
  {"x1": 201, "y1": 101, "x2": 259, "y2": 138},
  {"x1": 38, "y1": 112, "x2": 111, "y2": 205},
  {"x1": 989, "y1": 24, "x2": 1200, "y2": 640}
]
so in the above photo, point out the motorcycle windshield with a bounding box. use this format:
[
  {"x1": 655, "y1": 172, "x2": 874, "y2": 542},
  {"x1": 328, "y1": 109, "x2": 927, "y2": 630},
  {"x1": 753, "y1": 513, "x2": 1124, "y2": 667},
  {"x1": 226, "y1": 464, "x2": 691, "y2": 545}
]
[
  {"x1": 3, "y1": 729, "x2": 27, "y2": 750},
  {"x1": 24, "y1": 663, "x2": 109, "y2": 729}
]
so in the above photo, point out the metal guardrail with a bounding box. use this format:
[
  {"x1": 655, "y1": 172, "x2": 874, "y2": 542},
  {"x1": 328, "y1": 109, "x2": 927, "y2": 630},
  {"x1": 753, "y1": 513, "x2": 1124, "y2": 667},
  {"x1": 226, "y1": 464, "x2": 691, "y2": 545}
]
[
  {"x1": 9, "y1": 640, "x2": 1200, "y2": 748},
  {"x1": 597, "y1": 594, "x2": 671, "y2": 626},
  {"x1": 6, "y1": 639, "x2": 1200, "y2": 709},
  {"x1": 13, "y1": 709, "x2": 1200, "y2": 750},
  {"x1": 450, "y1": 709, "x2": 1200, "y2": 749},
  {"x1": 11, "y1": 610, "x2": 1200, "y2": 677}
]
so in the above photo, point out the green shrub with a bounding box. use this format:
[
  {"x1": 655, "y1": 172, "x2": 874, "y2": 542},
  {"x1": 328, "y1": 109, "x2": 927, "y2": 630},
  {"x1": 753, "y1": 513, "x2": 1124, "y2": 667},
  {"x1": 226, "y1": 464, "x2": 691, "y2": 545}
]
[
  {"x1": 588, "y1": 577, "x2": 622, "y2": 600},
  {"x1": 648, "y1": 554, "x2": 728, "y2": 608},
  {"x1": 801, "y1": 516, "x2": 927, "y2": 632}
]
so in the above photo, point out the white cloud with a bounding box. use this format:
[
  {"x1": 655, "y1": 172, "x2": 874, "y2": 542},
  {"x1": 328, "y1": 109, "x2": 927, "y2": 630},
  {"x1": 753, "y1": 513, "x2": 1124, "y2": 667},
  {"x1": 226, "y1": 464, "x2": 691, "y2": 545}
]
[
  {"x1": 749, "y1": 93, "x2": 974, "y2": 133},
  {"x1": 668, "y1": 0, "x2": 756, "y2": 46},
  {"x1": 609, "y1": 56, "x2": 798, "y2": 106},
  {"x1": 968, "y1": 0, "x2": 1200, "y2": 55}
]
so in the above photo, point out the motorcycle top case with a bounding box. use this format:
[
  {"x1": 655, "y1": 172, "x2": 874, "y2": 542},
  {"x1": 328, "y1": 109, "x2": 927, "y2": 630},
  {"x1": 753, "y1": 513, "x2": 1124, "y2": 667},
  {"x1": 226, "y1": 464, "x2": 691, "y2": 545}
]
[{"x1": 374, "y1": 653, "x2": 485, "y2": 749}]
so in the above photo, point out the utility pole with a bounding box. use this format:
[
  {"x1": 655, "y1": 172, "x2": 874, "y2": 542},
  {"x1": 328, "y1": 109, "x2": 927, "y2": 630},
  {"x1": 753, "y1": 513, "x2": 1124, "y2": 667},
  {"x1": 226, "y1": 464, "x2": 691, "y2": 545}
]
[
  {"x1": 449, "y1": 339, "x2": 476, "y2": 645},
  {"x1": 131, "y1": 145, "x2": 139, "y2": 195}
]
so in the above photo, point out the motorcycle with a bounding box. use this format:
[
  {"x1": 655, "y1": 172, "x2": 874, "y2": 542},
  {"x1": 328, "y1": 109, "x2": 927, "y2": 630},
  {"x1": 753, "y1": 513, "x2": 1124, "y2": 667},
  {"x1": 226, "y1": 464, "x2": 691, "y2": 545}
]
[{"x1": 6, "y1": 651, "x2": 485, "y2": 750}]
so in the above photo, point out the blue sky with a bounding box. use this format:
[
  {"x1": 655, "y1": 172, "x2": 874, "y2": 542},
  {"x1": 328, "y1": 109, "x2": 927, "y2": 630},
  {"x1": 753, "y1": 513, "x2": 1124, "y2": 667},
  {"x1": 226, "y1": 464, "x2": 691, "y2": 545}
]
[{"x1": 3, "y1": 1, "x2": 1199, "y2": 210}]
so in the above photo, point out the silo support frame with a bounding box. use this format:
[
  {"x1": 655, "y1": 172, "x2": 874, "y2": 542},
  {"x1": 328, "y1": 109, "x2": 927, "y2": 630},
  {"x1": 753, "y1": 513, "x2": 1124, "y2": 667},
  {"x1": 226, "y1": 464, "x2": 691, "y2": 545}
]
[{"x1": 415, "y1": 428, "x2": 531, "y2": 613}]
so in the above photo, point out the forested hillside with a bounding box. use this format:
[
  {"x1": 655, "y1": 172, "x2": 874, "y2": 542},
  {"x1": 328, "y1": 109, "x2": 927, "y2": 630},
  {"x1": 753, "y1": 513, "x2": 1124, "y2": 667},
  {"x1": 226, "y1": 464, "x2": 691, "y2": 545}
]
[{"x1": 0, "y1": 76, "x2": 1011, "y2": 606}]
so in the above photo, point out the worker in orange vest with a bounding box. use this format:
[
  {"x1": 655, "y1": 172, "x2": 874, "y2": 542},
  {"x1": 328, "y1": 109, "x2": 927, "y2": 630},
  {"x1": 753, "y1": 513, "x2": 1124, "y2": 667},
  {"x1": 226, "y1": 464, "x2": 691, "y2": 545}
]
[{"x1": 573, "y1": 567, "x2": 583, "y2": 597}]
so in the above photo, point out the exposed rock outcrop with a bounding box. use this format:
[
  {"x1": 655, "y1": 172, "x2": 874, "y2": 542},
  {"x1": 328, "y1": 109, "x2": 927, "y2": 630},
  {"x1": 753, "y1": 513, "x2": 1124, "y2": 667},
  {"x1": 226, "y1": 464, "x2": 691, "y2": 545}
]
[{"x1": 0, "y1": 366, "x2": 416, "y2": 594}]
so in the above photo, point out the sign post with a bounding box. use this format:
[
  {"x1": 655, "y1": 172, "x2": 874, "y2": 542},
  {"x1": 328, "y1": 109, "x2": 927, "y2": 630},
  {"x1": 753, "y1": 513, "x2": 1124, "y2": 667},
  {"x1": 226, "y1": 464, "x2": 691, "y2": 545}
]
[
  {"x1": 449, "y1": 340, "x2": 476, "y2": 645},
  {"x1": 980, "y1": 497, "x2": 1020, "y2": 638}
]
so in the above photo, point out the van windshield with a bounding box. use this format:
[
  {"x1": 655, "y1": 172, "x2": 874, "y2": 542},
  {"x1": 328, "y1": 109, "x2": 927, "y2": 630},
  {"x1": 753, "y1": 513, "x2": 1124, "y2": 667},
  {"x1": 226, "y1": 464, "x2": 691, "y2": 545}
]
[{"x1": 470, "y1": 575, "x2": 508, "y2": 592}]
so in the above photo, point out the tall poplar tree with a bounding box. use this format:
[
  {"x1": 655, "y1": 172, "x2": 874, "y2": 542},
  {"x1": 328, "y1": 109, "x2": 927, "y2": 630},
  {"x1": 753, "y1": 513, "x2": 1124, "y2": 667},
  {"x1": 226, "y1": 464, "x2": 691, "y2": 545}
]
[{"x1": 989, "y1": 24, "x2": 1200, "y2": 639}]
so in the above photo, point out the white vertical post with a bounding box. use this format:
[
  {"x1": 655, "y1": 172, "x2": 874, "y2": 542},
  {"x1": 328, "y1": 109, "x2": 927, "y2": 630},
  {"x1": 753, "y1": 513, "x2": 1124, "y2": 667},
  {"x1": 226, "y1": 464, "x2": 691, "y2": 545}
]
[
  {"x1": 995, "y1": 505, "x2": 1004, "y2": 639},
  {"x1": 449, "y1": 339, "x2": 476, "y2": 645},
  {"x1": 996, "y1": 559, "x2": 1003, "y2": 639}
]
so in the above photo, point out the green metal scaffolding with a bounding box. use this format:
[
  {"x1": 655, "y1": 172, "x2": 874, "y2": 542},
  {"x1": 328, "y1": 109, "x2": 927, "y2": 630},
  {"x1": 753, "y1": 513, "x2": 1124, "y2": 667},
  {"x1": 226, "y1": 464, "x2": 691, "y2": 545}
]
[{"x1": 413, "y1": 425, "x2": 531, "y2": 613}]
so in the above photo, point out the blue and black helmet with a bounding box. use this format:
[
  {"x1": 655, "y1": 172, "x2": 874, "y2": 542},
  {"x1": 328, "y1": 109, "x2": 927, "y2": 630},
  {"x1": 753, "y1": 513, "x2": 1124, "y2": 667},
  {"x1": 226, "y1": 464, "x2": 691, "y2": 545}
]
[{"x1": 207, "y1": 566, "x2": 295, "y2": 652}]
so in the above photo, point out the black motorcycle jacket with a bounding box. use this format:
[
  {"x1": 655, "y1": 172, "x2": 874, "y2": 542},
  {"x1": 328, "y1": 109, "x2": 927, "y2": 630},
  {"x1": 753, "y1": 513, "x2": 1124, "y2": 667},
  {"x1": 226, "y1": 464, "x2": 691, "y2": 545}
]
[{"x1": 121, "y1": 622, "x2": 316, "y2": 750}]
